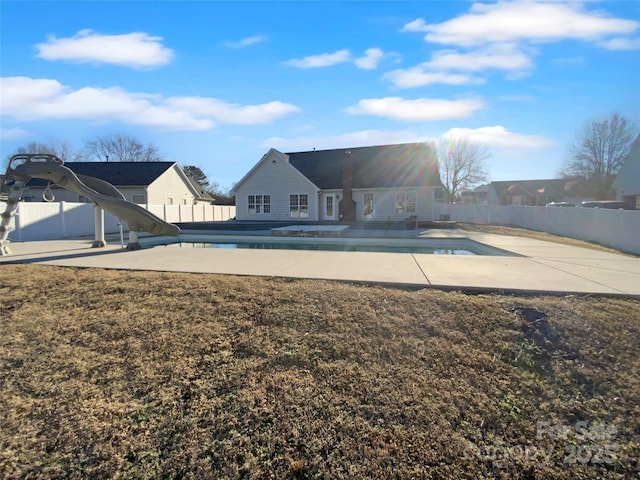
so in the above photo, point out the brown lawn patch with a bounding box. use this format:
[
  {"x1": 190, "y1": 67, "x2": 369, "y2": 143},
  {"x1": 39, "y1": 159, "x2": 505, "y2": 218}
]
[{"x1": 1, "y1": 264, "x2": 639, "y2": 479}]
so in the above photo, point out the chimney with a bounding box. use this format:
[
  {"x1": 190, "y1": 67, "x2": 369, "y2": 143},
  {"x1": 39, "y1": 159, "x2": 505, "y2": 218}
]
[{"x1": 338, "y1": 150, "x2": 356, "y2": 222}]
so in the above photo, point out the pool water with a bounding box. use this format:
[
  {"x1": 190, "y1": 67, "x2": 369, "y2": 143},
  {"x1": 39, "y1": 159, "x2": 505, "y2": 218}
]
[
  {"x1": 164, "y1": 241, "x2": 477, "y2": 255},
  {"x1": 151, "y1": 234, "x2": 513, "y2": 256}
]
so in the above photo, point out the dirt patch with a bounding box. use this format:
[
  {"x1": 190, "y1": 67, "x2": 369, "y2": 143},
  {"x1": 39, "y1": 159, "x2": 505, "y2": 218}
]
[{"x1": 1, "y1": 265, "x2": 639, "y2": 478}]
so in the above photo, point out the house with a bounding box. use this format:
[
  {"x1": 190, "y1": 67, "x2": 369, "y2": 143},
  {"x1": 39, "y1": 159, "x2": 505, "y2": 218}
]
[
  {"x1": 21, "y1": 162, "x2": 210, "y2": 205},
  {"x1": 486, "y1": 178, "x2": 603, "y2": 206},
  {"x1": 186, "y1": 176, "x2": 217, "y2": 205},
  {"x1": 460, "y1": 184, "x2": 490, "y2": 204},
  {"x1": 613, "y1": 134, "x2": 640, "y2": 209},
  {"x1": 232, "y1": 143, "x2": 441, "y2": 222}
]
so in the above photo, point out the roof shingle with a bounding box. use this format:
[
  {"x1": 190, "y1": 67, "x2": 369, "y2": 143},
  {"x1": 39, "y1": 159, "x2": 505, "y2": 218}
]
[
  {"x1": 27, "y1": 162, "x2": 176, "y2": 187},
  {"x1": 286, "y1": 143, "x2": 441, "y2": 189}
]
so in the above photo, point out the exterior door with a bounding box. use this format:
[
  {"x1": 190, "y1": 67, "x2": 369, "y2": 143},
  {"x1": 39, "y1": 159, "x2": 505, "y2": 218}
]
[{"x1": 322, "y1": 194, "x2": 337, "y2": 221}]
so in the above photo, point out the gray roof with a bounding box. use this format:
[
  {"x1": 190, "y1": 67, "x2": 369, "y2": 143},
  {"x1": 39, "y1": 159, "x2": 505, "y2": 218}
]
[
  {"x1": 286, "y1": 143, "x2": 441, "y2": 189},
  {"x1": 27, "y1": 162, "x2": 176, "y2": 187},
  {"x1": 490, "y1": 179, "x2": 568, "y2": 197}
]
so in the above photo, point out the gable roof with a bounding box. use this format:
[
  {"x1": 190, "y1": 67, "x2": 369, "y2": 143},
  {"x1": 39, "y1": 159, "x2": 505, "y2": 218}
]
[
  {"x1": 286, "y1": 143, "x2": 441, "y2": 189},
  {"x1": 490, "y1": 179, "x2": 568, "y2": 197},
  {"x1": 232, "y1": 148, "x2": 318, "y2": 193},
  {"x1": 186, "y1": 175, "x2": 216, "y2": 202},
  {"x1": 27, "y1": 162, "x2": 177, "y2": 187}
]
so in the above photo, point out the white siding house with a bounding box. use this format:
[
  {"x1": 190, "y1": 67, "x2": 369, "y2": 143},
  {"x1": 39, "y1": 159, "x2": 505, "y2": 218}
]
[
  {"x1": 21, "y1": 162, "x2": 206, "y2": 205},
  {"x1": 233, "y1": 143, "x2": 442, "y2": 222},
  {"x1": 613, "y1": 134, "x2": 640, "y2": 209},
  {"x1": 234, "y1": 149, "x2": 320, "y2": 221}
]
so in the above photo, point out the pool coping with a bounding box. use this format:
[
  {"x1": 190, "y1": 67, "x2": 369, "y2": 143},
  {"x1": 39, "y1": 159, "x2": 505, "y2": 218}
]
[{"x1": 2, "y1": 228, "x2": 639, "y2": 296}]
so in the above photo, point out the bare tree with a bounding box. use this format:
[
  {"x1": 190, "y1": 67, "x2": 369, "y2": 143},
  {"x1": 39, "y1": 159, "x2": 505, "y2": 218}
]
[
  {"x1": 208, "y1": 181, "x2": 235, "y2": 205},
  {"x1": 562, "y1": 113, "x2": 637, "y2": 198},
  {"x1": 7, "y1": 140, "x2": 83, "y2": 163},
  {"x1": 83, "y1": 133, "x2": 164, "y2": 162},
  {"x1": 437, "y1": 138, "x2": 490, "y2": 203}
]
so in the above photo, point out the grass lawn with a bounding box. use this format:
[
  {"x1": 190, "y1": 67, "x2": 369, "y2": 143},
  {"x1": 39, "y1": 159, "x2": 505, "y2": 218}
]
[{"x1": 1, "y1": 264, "x2": 639, "y2": 479}]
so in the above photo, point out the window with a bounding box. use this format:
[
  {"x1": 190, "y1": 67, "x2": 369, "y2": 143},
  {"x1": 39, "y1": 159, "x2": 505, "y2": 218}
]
[
  {"x1": 248, "y1": 194, "x2": 270, "y2": 214},
  {"x1": 290, "y1": 194, "x2": 309, "y2": 218},
  {"x1": 300, "y1": 195, "x2": 308, "y2": 217},
  {"x1": 325, "y1": 196, "x2": 333, "y2": 217},
  {"x1": 167, "y1": 197, "x2": 174, "y2": 205},
  {"x1": 363, "y1": 193, "x2": 374, "y2": 218},
  {"x1": 396, "y1": 191, "x2": 416, "y2": 214},
  {"x1": 406, "y1": 191, "x2": 416, "y2": 213},
  {"x1": 133, "y1": 195, "x2": 145, "y2": 204}
]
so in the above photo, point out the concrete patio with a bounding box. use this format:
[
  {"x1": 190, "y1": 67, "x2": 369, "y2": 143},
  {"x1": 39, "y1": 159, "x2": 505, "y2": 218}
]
[{"x1": 1, "y1": 229, "x2": 639, "y2": 296}]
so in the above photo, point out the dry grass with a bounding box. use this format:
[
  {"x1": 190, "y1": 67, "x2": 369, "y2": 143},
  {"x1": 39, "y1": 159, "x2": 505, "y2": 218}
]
[
  {"x1": 457, "y1": 223, "x2": 637, "y2": 256},
  {"x1": 1, "y1": 264, "x2": 639, "y2": 479}
]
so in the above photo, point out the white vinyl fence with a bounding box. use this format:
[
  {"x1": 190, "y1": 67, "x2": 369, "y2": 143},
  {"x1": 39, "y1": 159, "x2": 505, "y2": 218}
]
[
  {"x1": 434, "y1": 203, "x2": 640, "y2": 255},
  {"x1": 1, "y1": 201, "x2": 236, "y2": 242}
]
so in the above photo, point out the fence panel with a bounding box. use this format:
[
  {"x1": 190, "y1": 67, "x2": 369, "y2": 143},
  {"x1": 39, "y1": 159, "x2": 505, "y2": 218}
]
[
  {"x1": 434, "y1": 202, "x2": 640, "y2": 254},
  {"x1": 2, "y1": 202, "x2": 237, "y2": 242}
]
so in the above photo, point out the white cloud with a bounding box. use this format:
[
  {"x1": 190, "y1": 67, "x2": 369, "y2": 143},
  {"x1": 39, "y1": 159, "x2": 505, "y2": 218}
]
[
  {"x1": 425, "y1": 44, "x2": 533, "y2": 73},
  {"x1": 36, "y1": 29, "x2": 174, "y2": 68},
  {"x1": 224, "y1": 35, "x2": 268, "y2": 48},
  {"x1": 384, "y1": 68, "x2": 484, "y2": 88},
  {"x1": 354, "y1": 48, "x2": 385, "y2": 70},
  {"x1": 401, "y1": 18, "x2": 429, "y2": 33},
  {"x1": 497, "y1": 94, "x2": 534, "y2": 103},
  {"x1": 166, "y1": 97, "x2": 301, "y2": 124},
  {"x1": 396, "y1": 2, "x2": 639, "y2": 89},
  {"x1": 0, "y1": 76, "x2": 300, "y2": 130},
  {"x1": 442, "y1": 126, "x2": 555, "y2": 149},
  {"x1": 262, "y1": 130, "x2": 435, "y2": 151},
  {"x1": 597, "y1": 37, "x2": 640, "y2": 51},
  {"x1": 0, "y1": 127, "x2": 31, "y2": 141},
  {"x1": 268, "y1": 126, "x2": 551, "y2": 163},
  {"x1": 284, "y1": 49, "x2": 352, "y2": 68},
  {"x1": 0, "y1": 77, "x2": 65, "y2": 108},
  {"x1": 387, "y1": 41, "x2": 535, "y2": 89},
  {"x1": 403, "y1": 1, "x2": 639, "y2": 47},
  {"x1": 346, "y1": 97, "x2": 485, "y2": 122}
]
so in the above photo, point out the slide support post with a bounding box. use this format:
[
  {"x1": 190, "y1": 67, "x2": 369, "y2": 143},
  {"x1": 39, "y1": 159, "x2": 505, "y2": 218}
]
[{"x1": 92, "y1": 206, "x2": 107, "y2": 248}]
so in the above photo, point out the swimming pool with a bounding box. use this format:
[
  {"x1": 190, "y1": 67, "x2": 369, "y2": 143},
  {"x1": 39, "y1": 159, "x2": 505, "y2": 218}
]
[{"x1": 145, "y1": 235, "x2": 515, "y2": 256}]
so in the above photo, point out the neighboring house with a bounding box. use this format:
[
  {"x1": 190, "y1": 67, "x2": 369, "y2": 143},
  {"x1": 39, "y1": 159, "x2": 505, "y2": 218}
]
[
  {"x1": 613, "y1": 134, "x2": 640, "y2": 209},
  {"x1": 460, "y1": 184, "x2": 490, "y2": 204},
  {"x1": 187, "y1": 176, "x2": 217, "y2": 205},
  {"x1": 232, "y1": 143, "x2": 441, "y2": 222},
  {"x1": 486, "y1": 178, "x2": 604, "y2": 206},
  {"x1": 22, "y1": 162, "x2": 208, "y2": 205}
]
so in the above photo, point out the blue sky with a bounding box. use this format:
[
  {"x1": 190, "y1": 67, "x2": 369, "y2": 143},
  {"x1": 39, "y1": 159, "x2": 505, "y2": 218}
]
[{"x1": 1, "y1": 0, "x2": 639, "y2": 189}]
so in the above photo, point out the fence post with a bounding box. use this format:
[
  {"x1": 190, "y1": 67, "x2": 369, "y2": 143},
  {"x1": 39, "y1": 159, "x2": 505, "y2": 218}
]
[{"x1": 60, "y1": 201, "x2": 67, "y2": 238}]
